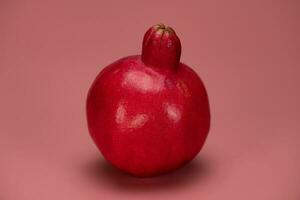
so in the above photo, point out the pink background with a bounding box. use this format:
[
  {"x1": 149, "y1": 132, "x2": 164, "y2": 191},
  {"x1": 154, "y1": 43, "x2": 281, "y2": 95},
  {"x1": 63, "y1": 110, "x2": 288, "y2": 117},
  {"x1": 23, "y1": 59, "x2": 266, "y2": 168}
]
[{"x1": 1, "y1": 0, "x2": 299, "y2": 199}]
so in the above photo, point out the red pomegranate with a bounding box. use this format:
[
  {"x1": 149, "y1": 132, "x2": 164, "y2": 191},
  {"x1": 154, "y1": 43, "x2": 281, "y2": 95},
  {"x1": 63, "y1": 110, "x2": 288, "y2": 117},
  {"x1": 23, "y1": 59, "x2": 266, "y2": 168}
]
[{"x1": 86, "y1": 23, "x2": 210, "y2": 177}]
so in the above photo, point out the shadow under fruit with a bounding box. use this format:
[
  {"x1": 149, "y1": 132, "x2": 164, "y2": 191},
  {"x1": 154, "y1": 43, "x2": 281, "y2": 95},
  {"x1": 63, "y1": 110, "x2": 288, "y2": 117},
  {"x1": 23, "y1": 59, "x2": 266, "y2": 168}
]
[{"x1": 86, "y1": 23, "x2": 210, "y2": 177}]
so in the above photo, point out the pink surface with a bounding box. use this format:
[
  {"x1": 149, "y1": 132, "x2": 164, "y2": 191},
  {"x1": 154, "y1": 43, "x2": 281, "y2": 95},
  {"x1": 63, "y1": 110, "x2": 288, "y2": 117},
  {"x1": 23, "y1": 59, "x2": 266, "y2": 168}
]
[{"x1": 1, "y1": 0, "x2": 299, "y2": 199}]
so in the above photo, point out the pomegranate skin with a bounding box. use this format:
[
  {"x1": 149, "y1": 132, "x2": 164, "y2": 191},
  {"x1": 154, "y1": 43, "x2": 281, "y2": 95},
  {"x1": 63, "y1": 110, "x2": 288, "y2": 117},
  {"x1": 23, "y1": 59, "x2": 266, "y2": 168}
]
[{"x1": 86, "y1": 24, "x2": 210, "y2": 177}]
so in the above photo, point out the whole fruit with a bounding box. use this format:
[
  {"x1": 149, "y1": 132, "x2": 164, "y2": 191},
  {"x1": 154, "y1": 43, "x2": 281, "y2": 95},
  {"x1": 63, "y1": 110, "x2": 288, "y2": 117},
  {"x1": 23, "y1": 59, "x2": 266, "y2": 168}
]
[{"x1": 86, "y1": 24, "x2": 210, "y2": 177}]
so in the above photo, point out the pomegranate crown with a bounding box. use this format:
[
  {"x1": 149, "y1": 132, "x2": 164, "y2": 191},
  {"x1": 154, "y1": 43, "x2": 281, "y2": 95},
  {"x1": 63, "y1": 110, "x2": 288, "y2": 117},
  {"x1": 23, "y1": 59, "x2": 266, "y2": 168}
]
[{"x1": 141, "y1": 23, "x2": 182, "y2": 70}]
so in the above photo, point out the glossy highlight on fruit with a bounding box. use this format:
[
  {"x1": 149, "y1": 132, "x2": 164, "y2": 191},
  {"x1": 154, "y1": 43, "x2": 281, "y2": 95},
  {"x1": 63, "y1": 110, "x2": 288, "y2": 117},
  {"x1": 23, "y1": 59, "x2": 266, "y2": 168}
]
[{"x1": 86, "y1": 23, "x2": 210, "y2": 177}]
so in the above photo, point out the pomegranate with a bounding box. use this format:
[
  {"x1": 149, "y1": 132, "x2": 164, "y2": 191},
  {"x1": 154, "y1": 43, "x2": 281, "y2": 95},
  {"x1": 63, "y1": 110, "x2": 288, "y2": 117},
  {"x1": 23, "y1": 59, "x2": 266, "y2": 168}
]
[{"x1": 86, "y1": 24, "x2": 210, "y2": 177}]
